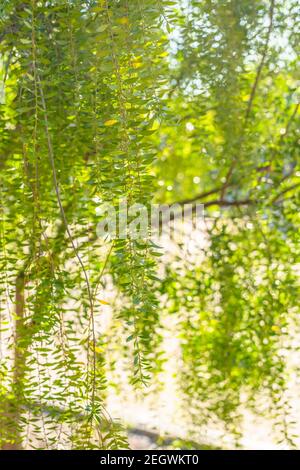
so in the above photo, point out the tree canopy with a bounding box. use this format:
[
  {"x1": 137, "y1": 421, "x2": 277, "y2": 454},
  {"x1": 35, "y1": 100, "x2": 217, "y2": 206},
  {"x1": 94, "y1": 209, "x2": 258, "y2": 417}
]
[{"x1": 0, "y1": 0, "x2": 299, "y2": 449}]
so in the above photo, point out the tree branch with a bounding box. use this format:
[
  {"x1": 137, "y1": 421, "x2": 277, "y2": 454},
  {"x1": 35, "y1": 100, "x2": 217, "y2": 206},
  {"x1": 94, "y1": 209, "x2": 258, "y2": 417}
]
[
  {"x1": 174, "y1": 186, "x2": 223, "y2": 206},
  {"x1": 221, "y1": 0, "x2": 276, "y2": 199},
  {"x1": 272, "y1": 182, "x2": 300, "y2": 203}
]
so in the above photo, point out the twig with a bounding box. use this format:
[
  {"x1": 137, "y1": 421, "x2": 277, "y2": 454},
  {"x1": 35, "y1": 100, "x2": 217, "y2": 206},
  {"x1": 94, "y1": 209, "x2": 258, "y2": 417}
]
[
  {"x1": 272, "y1": 182, "x2": 300, "y2": 203},
  {"x1": 245, "y1": 0, "x2": 275, "y2": 123},
  {"x1": 174, "y1": 186, "x2": 223, "y2": 206},
  {"x1": 221, "y1": 0, "x2": 276, "y2": 199}
]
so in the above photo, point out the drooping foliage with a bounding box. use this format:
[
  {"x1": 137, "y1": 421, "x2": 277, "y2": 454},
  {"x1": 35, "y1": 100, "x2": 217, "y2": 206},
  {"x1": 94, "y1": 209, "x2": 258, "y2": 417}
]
[
  {"x1": 0, "y1": 0, "x2": 167, "y2": 449},
  {"x1": 0, "y1": 0, "x2": 299, "y2": 450},
  {"x1": 156, "y1": 0, "x2": 300, "y2": 445}
]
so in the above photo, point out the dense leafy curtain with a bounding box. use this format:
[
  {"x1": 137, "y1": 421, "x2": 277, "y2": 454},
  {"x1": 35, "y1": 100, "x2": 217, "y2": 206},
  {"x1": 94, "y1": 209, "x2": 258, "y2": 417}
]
[{"x1": 0, "y1": 0, "x2": 299, "y2": 449}]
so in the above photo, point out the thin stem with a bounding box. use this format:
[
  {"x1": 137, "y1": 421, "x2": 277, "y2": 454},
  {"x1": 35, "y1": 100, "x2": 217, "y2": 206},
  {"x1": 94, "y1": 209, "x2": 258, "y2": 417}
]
[{"x1": 36, "y1": 73, "x2": 97, "y2": 406}]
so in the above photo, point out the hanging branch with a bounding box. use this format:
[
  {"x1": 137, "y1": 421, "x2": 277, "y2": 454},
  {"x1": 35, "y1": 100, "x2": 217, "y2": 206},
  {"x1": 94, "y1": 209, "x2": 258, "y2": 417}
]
[{"x1": 36, "y1": 73, "x2": 97, "y2": 406}]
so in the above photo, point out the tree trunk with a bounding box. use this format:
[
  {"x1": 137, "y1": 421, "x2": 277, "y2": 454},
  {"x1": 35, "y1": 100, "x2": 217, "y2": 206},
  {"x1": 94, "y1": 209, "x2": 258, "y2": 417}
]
[{"x1": 0, "y1": 271, "x2": 25, "y2": 450}]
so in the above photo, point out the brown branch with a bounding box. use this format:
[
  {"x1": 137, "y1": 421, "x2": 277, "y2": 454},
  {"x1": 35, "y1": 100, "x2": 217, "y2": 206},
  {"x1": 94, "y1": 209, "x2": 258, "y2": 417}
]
[
  {"x1": 280, "y1": 102, "x2": 300, "y2": 140},
  {"x1": 272, "y1": 182, "x2": 300, "y2": 203},
  {"x1": 165, "y1": 198, "x2": 253, "y2": 223},
  {"x1": 221, "y1": 0, "x2": 276, "y2": 199},
  {"x1": 169, "y1": 182, "x2": 298, "y2": 217},
  {"x1": 175, "y1": 186, "x2": 224, "y2": 206},
  {"x1": 0, "y1": 271, "x2": 25, "y2": 450},
  {"x1": 204, "y1": 198, "x2": 253, "y2": 208},
  {"x1": 245, "y1": 0, "x2": 275, "y2": 122},
  {"x1": 270, "y1": 102, "x2": 300, "y2": 184},
  {"x1": 168, "y1": 98, "x2": 297, "y2": 208}
]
